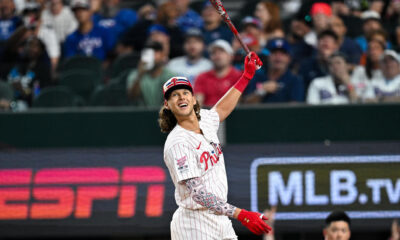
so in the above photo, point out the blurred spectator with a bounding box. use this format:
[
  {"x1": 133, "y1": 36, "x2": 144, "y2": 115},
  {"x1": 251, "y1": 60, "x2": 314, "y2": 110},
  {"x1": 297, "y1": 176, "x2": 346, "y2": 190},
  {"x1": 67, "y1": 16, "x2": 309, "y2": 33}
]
[
  {"x1": 306, "y1": 2, "x2": 333, "y2": 47},
  {"x1": 330, "y1": 15, "x2": 362, "y2": 65},
  {"x1": 122, "y1": 2, "x2": 157, "y2": 52},
  {"x1": 6, "y1": 37, "x2": 51, "y2": 109},
  {"x1": 64, "y1": 0, "x2": 115, "y2": 61},
  {"x1": 172, "y1": 0, "x2": 203, "y2": 33},
  {"x1": 167, "y1": 28, "x2": 212, "y2": 84},
  {"x1": 155, "y1": 1, "x2": 184, "y2": 59},
  {"x1": 277, "y1": 0, "x2": 301, "y2": 21},
  {"x1": 201, "y1": 1, "x2": 233, "y2": 45},
  {"x1": 299, "y1": 30, "x2": 340, "y2": 92},
  {"x1": 323, "y1": 211, "x2": 351, "y2": 240},
  {"x1": 331, "y1": 0, "x2": 363, "y2": 38},
  {"x1": 240, "y1": 16, "x2": 265, "y2": 49},
  {"x1": 92, "y1": 0, "x2": 137, "y2": 38},
  {"x1": 375, "y1": 50, "x2": 400, "y2": 102},
  {"x1": 0, "y1": 0, "x2": 22, "y2": 42},
  {"x1": 232, "y1": 33, "x2": 268, "y2": 74},
  {"x1": 263, "y1": 206, "x2": 277, "y2": 240},
  {"x1": 351, "y1": 39, "x2": 385, "y2": 102},
  {"x1": 0, "y1": 80, "x2": 13, "y2": 111},
  {"x1": 287, "y1": 13, "x2": 314, "y2": 72},
  {"x1": 254, "y1": 1, "x2": 284, "y2": 46},
  {"x1": 126, "y1": 41, "x2": 176, "y2": 107},
  {"x1": 390, "y1": 219, "x2": 400, "y2": 240},
  {"x1": 41, "y1": 0, "x2": 77, "y2": 44},
  {"x1": 244, "y1": 38, "x2": 304, "y2": 104},
  {"x1": 13, "y1": 0, "x2": 25, "y2": 14},
  {"x1": 194, "y1": 39, "x2": 242, "y2": 106},
  {"x1": 21, "y1": 1, "x2": 60, "y2": 70},
  {"x1": 356, "y1": 10, "x2": 392, "y2": 52},
  {"x1": 307, "y1": 52, "x2": 357, "y2": 105},
  {"x1": 148, "y1": 24, "x2": 171, "y2": 61}
]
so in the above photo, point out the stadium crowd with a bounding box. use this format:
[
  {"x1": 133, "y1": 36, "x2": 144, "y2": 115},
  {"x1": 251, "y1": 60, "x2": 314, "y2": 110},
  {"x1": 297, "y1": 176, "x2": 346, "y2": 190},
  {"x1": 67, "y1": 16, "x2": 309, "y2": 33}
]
[{"x1": 0, "y1": 0, "x2": 400, "y2": 111}]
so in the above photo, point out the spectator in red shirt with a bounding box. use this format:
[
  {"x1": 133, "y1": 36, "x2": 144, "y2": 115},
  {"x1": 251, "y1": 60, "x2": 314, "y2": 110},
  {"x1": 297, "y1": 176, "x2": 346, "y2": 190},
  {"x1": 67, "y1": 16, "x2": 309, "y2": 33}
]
[{"x1": 194, "y1": 39, "x2": 242, "y2": 106}]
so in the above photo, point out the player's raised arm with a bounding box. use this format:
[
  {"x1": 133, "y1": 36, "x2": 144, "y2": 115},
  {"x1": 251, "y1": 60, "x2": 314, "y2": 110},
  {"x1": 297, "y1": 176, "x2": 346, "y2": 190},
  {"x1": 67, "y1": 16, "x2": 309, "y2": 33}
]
[
  {"x1": 212, "y1": 52, "x2": 262, "y2": 122},
  {"x1": 185, "y1": 177, "x2": 272, "y2": 235}
]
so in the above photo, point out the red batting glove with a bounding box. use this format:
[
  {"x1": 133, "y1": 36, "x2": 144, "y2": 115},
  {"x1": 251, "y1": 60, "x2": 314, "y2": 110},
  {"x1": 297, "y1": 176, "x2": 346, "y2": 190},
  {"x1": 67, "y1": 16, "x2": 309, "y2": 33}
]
[
  {"x1": 234, "y1": 52, "x2": 263, "y2": 93},
  {"x1": 237, "y1": 209, "x2": 272, "y2": 235}
]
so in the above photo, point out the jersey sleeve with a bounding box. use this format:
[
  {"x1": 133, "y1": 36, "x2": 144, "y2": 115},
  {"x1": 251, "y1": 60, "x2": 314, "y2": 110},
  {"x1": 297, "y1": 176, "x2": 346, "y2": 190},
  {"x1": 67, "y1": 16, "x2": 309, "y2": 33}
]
[
  {"x1": 165, "y1": 142, "x2": 201, "y2": 183},
  {"x1": 200, "y1": 108, "x2": 220, "y2": 132}
]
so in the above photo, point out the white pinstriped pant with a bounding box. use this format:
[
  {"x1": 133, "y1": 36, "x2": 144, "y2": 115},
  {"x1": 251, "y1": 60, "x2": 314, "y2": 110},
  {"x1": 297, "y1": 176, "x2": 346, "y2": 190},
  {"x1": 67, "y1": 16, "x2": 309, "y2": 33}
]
[{"x1": 171, "y1": 207, "x2": 238, "y2": 240}]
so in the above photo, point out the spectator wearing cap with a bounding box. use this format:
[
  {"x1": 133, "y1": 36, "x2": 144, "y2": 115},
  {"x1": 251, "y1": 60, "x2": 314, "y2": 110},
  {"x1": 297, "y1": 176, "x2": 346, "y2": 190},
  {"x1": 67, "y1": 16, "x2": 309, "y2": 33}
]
[
  {"x1": 127, "y1": 41, "x2": 176, "y2": 107},
  {"x1": 0, "y1": 0, "x2": 22, "y2": 42},
  {"x1": 172, "y1": 0, "x2": 203, "y2": 33},
  {"x1": 244, "y1": 38, "x2": 304, "y2": 104},
  {"x1": 92, "y1": 0, "x2": 137, "y2": 39},
  {"x1": 153, "y1": 1, "x2": 184, "y2": 59},
  {"x1": 64, "y1": 0, "x2": 115, "y2": 61},
  {"x1": 351, "y1": 39, "x2": 385, "y2": 102},
  {"x1": 374, "y1": 50, "x2": 400, "y2": 102},
  {"x1": 356, "y1": 10, "x2": 392, "y2": 52},
  {"x1": 323, "y1": 211, "x2": 351, "y2": 240},
  {"x1": 167, "y1": 28, "x2": 212, "y2": 84},
  {"x1": 41, "y1": 0, "x2": 77, "y2": 44},
  {"x1": 254, "y1": 1, "x2": 284, "y2": 47},
  {"x1": 330, "y1": 15, "x2": 362, "y2": 65},
  {"x1": 201, "y1": 1, "x2": 233, "y2": 46},
  {"x1": 194, "y1": 39, "x2": 242, "y2": 106},
  {"x1": 305, "y1": 2, "x2": 333, "y2": 47},
  {"x1": 307, "y1": 52, "x2": 357, "y2": 105},
  {"x1": 299, "y1": 30, "x2": 340, "y2": 91}
]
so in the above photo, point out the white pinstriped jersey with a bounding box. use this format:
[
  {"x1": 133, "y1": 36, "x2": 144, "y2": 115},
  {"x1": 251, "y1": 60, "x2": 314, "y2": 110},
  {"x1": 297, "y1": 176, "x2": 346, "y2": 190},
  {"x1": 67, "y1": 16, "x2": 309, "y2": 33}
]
[{"x1": 164, "y1": 109, "x2": 228, "y2": 210}]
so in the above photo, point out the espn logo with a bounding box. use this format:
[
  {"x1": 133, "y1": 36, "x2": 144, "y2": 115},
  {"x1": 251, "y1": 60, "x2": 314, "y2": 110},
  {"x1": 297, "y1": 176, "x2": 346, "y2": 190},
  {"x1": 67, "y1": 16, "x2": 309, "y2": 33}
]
[{"x1": 0, "y1": 167, "x2": 166, "y2": 220}]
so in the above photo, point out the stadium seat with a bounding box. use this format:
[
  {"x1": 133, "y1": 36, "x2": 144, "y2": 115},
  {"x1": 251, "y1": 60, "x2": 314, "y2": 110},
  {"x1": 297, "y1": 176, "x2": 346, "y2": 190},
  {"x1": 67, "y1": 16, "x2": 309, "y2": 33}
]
[
  {"x1": 110, "y1": 53, "x2": 140, "y2": 78},
  {"x1": 59, "y1": 69, "x2": 101, "y2": 100},
  {"x1": 32, "y1": 86, "x2": 85, "y2": 108},
  {"x1": 89, "y1": 82, "x2": 130, "y2": 106},
  {"x1": 0, "y1": 81, "x2": 14, "y2": 101},
  {"x1": 59, "y1": 56, "x2": 102, "y2": 74}
]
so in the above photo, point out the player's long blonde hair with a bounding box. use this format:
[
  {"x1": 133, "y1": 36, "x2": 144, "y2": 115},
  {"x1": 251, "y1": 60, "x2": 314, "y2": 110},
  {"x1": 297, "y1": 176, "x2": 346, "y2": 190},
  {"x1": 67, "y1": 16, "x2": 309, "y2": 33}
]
[{"x1": 158, "y1": 102, "x2": 201, "y2": 133}]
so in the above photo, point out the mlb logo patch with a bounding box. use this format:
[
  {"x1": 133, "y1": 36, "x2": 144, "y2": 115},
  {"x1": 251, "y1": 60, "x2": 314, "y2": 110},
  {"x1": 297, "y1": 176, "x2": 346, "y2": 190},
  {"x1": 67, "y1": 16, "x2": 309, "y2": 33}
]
[{"x1": 176, "y1": 156, "x2": 189, "y2": 173}]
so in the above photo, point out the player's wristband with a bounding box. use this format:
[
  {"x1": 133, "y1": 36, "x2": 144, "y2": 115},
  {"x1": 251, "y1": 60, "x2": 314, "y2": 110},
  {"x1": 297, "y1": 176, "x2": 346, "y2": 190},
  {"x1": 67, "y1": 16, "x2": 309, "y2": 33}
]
[{"x1": 234, "y1": 73, "x2": 252, "y2": 93}]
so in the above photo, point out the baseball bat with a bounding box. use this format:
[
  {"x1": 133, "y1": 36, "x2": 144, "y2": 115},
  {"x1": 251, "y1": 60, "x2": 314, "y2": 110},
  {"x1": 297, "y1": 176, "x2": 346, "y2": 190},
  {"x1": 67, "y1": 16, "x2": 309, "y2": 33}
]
[{"x1": 209, "y1": 0, "x2": 250, "y2": 54}]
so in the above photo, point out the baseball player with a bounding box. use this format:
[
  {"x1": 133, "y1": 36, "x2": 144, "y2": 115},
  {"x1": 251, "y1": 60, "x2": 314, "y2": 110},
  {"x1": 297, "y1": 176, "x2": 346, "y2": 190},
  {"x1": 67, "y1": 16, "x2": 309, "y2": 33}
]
[{"x1": 159, "y1": 51, "x2": 271, "y2": 239}]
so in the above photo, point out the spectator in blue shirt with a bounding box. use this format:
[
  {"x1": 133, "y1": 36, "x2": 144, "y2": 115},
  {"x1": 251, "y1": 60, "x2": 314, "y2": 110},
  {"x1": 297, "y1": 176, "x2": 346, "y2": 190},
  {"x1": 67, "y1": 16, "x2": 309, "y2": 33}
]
[
  {"x1": 92, "y1": 0, "x2": 137, "y2": 38},
  {"x1": 244, "y1": 38, "x2": 304, "y2": 104},
  {"x1": 172, "y1": 0, "x2": 203, "y2": 33},
  {"x1": 201, "y1": 1, "x2": 233, "y2": 46},
  {"x1": 64, "y1": 0, "x2": 115, "y2": 61},
  {"x1": 0, "y1": 0, "x2": 22, "y2": 41}
]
